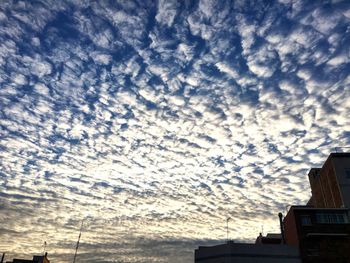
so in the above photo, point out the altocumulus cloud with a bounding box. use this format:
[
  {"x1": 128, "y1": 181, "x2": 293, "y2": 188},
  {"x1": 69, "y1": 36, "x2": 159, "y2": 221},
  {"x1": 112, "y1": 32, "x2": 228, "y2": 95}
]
[{"x1": 0, "y1": 0, "x2": 350, "y2": 262}]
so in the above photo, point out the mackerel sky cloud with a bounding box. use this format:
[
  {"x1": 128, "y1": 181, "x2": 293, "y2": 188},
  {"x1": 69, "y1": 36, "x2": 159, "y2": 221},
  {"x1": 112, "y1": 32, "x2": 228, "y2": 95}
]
[{"x1": 1, "y1": 0, "x2": 350, "y2": 262}]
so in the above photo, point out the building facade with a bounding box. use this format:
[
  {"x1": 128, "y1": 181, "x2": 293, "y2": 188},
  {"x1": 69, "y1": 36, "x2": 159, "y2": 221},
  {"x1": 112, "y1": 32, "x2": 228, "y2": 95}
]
[
  {"x1": 284, "y1": 206, "x2": 350, "y2": 263},
  {"x1": 195, "y1": 241, "x2": 301, "y2": 263},
  {"x1": 283, "y1": 152, "x2": 350, "y2": 263},
  {"x1": 308, "y1": 153, "x2": 350, "y2": 208}
]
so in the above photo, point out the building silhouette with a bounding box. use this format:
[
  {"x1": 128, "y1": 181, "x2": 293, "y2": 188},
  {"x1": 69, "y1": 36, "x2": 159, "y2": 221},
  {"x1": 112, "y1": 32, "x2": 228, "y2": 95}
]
[
  {"x1": 195, "y1": 152, "x2": 350, "y2": 263},
  {"x1": 5, "y1": 253, "x2": 50, "y2": 263},
  {"x1": 283, "y1": 152, "x2": 350, "y2": 263},
  {"x1": 195, "y1": 240, "x2": 301, "y2": 263},
  {"x1": 283, "y1": 206, "x2": 350, "y2": 263},
  {"x1": 255, "y1": 233, "x2": 283, "y2": 244}
]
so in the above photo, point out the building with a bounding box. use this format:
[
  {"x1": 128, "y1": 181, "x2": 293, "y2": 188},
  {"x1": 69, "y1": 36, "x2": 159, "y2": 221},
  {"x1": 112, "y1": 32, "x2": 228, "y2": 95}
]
[
  {"x1": 283, "y1": 206, "x2": 350, "y2": 263},
  {"x1": 308, "y1": 152, "x2": 350, "y2": 208},
  {"x1": 5, "y1": 253, "x2": 50, "y2": 263},
  {"x1": 282, "y1": 152, "x2": 350, "y2": 263},
  {"x1": 194, "y1": 241, "x2": 301, "y2": 263},
  {"x1": 255, "y1": 233, "x2": 282, "y2": 244}
]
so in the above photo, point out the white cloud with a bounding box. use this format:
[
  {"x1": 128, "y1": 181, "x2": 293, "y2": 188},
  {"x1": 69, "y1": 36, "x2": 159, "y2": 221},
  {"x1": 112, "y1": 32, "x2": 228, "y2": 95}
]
[
  {"x1": 12, "y1": 73, "x2": 27, "y2": 85},
  {"x1": 301, "y1": 7, "x2": 340, "y2": 35},
  {"x1": 327, "y1": 54, "x2": 348, "y2": 66},
  {"x1": 156, "y1": 0, "x2": 178, "y2": 27},
  {"x1": 246, "y1": 46, "x2": 278, "y2": 78}
]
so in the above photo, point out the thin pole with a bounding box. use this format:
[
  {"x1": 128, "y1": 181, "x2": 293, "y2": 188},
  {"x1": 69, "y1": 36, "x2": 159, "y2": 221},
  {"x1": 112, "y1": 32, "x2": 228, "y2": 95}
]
[
  {"x1": 279, "y1": 213, "x2": 286, "y2": 244},
  {"x1": 226, "y1": 217, "x2": 231, "y2": 242},
  {"x1": 43, "y1": 241, "x2": 47, "y2": 254},
  {"x1": 73, "y1": 220, "x2": 84, "y2": 263}
]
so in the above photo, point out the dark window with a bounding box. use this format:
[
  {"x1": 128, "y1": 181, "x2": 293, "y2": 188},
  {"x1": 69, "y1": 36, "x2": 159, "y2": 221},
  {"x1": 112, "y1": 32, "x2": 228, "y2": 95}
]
[
  {"x1": 301, "y1": 215, "x2": 312, "y2": 225},
  {"x1": 345, "y1": 169, "x2": 350, "y2": 179},
  {"x1": 316, "y1": 213, "x2": 348, "y2": 224},
  {"x1": 307, "y1": 248, "x2": 319, "y2": 256}
]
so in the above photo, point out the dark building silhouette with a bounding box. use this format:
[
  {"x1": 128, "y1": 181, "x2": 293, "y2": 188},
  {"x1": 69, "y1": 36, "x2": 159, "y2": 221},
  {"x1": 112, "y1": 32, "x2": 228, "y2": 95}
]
[
  {"x1": 283, "y1": 152, "x2": 350, "y2": 263},
  {"x1": 284, "y1": 206, "x2": 350, "y2": 263},
  {"x1": 255, "y1": 233, "x2": 283, "y2": 244},
  {"x1": 5, "y1": 253, "x2": 50, "y2": 263},
  {"x1": 194, "y1": 241, "x2": 301, "y2": 263}
]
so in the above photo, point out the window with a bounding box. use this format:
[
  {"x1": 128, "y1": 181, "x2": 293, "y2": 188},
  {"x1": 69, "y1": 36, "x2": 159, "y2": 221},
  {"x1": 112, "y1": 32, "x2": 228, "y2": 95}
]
[
  {"x1": 345, "y1": 169, "x2": 350, "y2": 179},
  {"x1": 306, "y1": 248, "x2": 319, "y2": 257},
  {"x1": 316, "y1": 213, "x2": 348, "y2": 224},
  {"x1": 300, "y1": 215, "x2": 312, "y2": 225}
]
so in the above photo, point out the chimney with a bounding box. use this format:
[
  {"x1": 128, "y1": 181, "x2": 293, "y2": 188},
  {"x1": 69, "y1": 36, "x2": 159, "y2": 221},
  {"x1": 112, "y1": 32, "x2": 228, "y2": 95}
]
[{"x1": 278, "y1": 212, "x2": 286, "y2": 244}]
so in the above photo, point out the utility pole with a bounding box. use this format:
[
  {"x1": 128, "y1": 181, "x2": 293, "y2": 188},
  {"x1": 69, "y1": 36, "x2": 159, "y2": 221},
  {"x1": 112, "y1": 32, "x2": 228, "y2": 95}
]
[{"x1": 73, "y1": 220, "x2": 84, "y2": 263}]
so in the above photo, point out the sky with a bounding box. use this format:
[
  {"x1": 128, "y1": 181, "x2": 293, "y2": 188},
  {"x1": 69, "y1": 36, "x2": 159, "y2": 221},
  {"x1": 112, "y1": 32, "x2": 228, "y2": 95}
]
[{"x1": 0, "y1": 0, "x2": 350, "y2": 262}]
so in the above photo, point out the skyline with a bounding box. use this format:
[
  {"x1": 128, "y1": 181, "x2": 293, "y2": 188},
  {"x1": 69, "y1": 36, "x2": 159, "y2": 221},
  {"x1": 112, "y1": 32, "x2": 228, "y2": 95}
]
[{"x1": 1, "y1": 0, "x2": 350, "y2": 262}]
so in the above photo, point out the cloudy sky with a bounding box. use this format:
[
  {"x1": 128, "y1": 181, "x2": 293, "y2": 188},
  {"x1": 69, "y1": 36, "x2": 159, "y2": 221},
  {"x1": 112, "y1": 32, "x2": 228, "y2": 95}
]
[{"x1": 0, "y1": 0, "x2": 350, "y2": 262}]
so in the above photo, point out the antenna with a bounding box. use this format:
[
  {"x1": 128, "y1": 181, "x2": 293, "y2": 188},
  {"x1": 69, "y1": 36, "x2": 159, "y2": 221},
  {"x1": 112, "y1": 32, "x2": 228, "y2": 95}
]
[
  {"x1": 226, "y1": 217, "x2": 231, "y2": 242},
  {"x1": 73, "y1": 220, "x2": 84, "y2": 263},
  {"x1": 43, "y1": 241, "x2": 47, "y2": 254}
]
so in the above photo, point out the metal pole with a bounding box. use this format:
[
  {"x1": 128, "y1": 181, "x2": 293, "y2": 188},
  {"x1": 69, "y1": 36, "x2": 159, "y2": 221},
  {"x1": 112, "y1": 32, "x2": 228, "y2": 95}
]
[
  {"x1": 73, "y1": 220, "x2": 84, "y2": 263},
  {"x1": 1, "y1": 253, "x2": 5, "y2": 263},
  {"x1": 226, "y1": 217, "x2": 231, "y2": 242},
  {"x1": 43, "y1": 241, "x2": 47, "y2": 254},
  {"x1": 279, "y1": 213, "x2": 286, "y2": 244}
]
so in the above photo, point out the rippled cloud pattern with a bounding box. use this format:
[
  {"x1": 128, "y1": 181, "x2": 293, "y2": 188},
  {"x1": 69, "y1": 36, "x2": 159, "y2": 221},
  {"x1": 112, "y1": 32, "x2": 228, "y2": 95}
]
[{"x1": 1, "y1": 0, "x2": 350, "y2": 262}]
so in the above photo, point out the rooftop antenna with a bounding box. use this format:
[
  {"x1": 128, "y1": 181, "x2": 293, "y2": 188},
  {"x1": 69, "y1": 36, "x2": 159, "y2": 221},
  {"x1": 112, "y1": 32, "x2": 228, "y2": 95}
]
[
  {"x1": 42, "y1": 241, "x2": 47, "y2": 255},
  {"x1": 226, "y1": 217, "x2": 231, "y2": 242},
  {"x1": 73, "y1": 220, "x2": 84, "y2": 263}
]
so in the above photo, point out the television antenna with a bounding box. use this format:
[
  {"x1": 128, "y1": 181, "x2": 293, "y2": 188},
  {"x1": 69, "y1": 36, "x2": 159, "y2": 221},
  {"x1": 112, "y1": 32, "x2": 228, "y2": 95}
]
[
  {"x1": 226, "y1": 217, "x2": 231, "y2": 242},
  {"x1": 73, "y1": 220, "x2": 84, "y2": 263}
]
